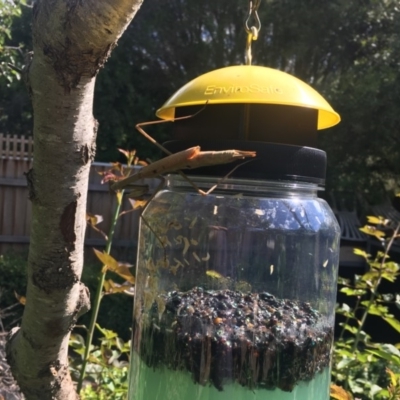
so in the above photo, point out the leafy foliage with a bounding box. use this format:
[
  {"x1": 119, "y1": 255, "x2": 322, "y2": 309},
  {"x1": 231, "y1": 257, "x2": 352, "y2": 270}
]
[
  {"x1": 0, "y1": 0, "x2": 32, "y2": 135},
  {"x1": 76, "y1": 149, "x2": 142, "y2": 393},
  {"x1": 69, "y1": 325, "x2": 130, "y2": 400},
  {"x1": 331, "y1": 217, "x2": 400, "y2": 399},
  {"x1": 0, "y1": 0, "x2": 24, "y2": 85}
]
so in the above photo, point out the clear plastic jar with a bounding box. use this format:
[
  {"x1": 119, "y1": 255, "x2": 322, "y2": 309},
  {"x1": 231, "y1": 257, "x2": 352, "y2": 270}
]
[{"x1": 128, "y1": 170, "x2": 340, "y2": 400}]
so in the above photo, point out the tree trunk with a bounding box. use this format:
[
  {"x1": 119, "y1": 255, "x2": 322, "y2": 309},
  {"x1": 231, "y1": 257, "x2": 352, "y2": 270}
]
[{"x1": 6, "y1": 1, "x2": 143, "y2": 399}]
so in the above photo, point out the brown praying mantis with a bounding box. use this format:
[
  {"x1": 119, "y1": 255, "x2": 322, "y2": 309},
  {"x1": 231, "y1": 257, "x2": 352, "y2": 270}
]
[{"x1": 111, "y1": 107, "x2": 257, "y2": 196}]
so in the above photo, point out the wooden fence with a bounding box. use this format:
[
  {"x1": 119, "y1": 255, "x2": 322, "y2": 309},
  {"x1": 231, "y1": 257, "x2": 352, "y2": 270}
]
[
  {"x1": 0, "y1": 134, "x2": 34, "y2": 159},
  {"x1": 0, "y1": 134, "x2": 159, "y2": 262}
]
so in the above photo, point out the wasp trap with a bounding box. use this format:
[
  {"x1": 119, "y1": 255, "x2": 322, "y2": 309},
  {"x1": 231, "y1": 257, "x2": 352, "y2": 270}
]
[
  {"x1": 126, "y1": 3, "x2": 341, "y2": 396},
  {"x1": 126, "y1": 62, "x2": 341, "y2": 400}
]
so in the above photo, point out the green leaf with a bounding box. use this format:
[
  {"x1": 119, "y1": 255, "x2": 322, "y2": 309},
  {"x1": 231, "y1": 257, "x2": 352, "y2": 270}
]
[
  {"x1": 93, "y1": 249, "x2": 119, "y2": 271},
  {"x1": 341, "y1": 303, "x2": 351, "y2": 312},
  {"x1": 353, "y1": 274, "x2": 368, "y2": 288},
  {"x1": 338, "y1": 349, "x2": 356, "y2": 358},
  {"x1": 361, "y1": 270, "x2": 379, "y2": 284},
  {"x1": 379, "y1": 343, "x2": 400, "y2": 357},
  {"x1": 115, "y1": 337, "x2": 125, "y2": 351},
  {"x1": 96, "y1": 324, "x2": 118, "y2": 340},
  {"x1": 366, "y1": 347, "x2": 400, "y2": 366},
  {"x1": 366, "y1": 215, "x2": 387, "y2": 225},
  {"x1": 335, "y1": 341, "x2": 353, "y2": 351},
  {"x1": 353, "y1": 248, "x2": 369, "y2": 259},
  {"x1": 336, "y1": 303, "x2": 355, "y2": 318},
  {"x1": 385, "y1": 262, "x2": 399, "y2": 273},
  {"x1": 369, "y1": 384, "x2": 384, "y2": 397},
  {"x1": 358, "y1": 330, "x2": 371, "y2": 342},
  {"x1": 359, "y1": 225, "x2": 386, "y2": 240},
  {"x1": 360, "y1": 302, "x2": 388, "y2": 316},
  {"x1": 376, "y1": 251, "x2": 390, "y2": 260},
  {"x1": 355, "y1": 352, "x2": 373, "y2": 363},
  {"x1": 339, "y1": 323, "x2": 358, "y2": 335},
  {"x1": 382, "y1": 272, "x2": 397, "y2": 283},
  {"x1": 72, "y1": 347, "x2": 86, "y2": 356},
  {"x1": 340, "y1": 287, "x2": 367, "y2": 296},
  {"x1": 122, "y1": 340, "x2": 131, "y2": 353},
  {"x1": 69, "y1": 333, "x2": 85, "y2": 349},
  {"x1": 338, "y1": 277, "x2": 351, "y2": 286},
  {"x1": 337, "y1": 357, "x2": 355, "y2": 370},
  {"x1": 383, "y1": 316, "x2": 400, "y2": 334}
]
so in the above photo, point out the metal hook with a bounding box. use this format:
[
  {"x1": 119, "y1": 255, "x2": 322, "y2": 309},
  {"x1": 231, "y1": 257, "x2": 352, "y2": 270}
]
[
  {"x1": 245, "y1": 0, "x2": 261, "y2": 35},
  {"x1": 244, "y1": 0, "x2": 261, "y2": 65},
  {"x1": 245, "y1": 26, "x2": 259, "y2": 65}
]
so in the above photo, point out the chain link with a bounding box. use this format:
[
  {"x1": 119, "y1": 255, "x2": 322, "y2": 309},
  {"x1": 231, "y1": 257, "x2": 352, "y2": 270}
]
[{"x1": 244, "y1": 0, "x2": 262, "y2": 65}]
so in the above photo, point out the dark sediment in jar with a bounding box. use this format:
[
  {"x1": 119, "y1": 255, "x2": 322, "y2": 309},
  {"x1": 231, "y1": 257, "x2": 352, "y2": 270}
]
[{"x1": 134, "y1": 287, "x2": 333, "y2": 392}]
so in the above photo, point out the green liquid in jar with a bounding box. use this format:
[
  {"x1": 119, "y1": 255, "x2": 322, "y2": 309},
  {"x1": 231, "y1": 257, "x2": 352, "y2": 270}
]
[{"x1": 128, "y1": 360, "x2": 331, "y2": 400}]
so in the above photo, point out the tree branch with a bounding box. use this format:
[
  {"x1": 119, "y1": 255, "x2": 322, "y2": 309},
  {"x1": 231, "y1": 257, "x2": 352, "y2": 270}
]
[
  {"x1": 33, "y1": 0, "x2": 144, "y2": 90},
  {"x1": 7, "y1": 0, "x2": 144, "y2": 399}
]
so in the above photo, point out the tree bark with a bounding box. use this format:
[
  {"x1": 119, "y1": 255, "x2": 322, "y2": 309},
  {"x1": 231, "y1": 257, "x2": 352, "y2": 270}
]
[{"x1": 6, "y1": 1, "x2": 143, "y2": 399}]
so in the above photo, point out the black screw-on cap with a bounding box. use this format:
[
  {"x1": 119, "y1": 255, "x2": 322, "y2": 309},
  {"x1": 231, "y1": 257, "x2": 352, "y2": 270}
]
[{"x1": 163, "y1": 140, "x2": 327, "y2": 186}]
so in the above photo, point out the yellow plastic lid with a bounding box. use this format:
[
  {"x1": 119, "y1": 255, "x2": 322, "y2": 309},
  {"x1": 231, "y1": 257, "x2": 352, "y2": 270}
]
[{"x1": 156, "y1": 65, "x2": 340, "y2": 130}]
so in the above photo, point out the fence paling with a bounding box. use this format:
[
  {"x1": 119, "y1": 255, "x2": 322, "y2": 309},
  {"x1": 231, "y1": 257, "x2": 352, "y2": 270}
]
[{"x1": 0, "y1": 157, "x2": 153, "y2": 259}]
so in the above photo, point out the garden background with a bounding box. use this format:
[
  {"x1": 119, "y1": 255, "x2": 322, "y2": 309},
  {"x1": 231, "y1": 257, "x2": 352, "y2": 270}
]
[{"x1": 1, "y1": 1, "x2": 400, "y2": 399}]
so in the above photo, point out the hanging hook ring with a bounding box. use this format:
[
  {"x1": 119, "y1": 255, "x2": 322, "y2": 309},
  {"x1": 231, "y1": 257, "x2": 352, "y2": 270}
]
[
  {"x1": 244, "y1": 0, "x2": 261, "y2": 35},
  {"x1": 244, "y1": 0, "x2": 261, "y2": 64}
]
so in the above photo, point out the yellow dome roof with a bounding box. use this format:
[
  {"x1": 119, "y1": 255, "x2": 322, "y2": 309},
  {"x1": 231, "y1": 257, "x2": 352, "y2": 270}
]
[{"x1": 156, "y1": 65, "x2": 340, "y2": 130}]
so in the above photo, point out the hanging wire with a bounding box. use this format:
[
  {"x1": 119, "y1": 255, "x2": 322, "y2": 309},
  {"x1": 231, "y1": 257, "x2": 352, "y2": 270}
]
[{"x1": 244, "y1": 0, "x2": 261, "y2": 65}]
